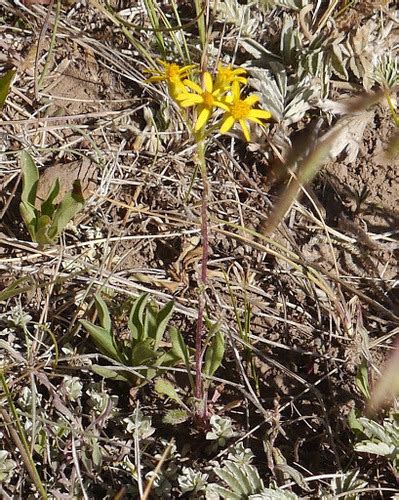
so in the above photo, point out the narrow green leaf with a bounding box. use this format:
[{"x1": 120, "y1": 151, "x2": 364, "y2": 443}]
[
  {"x1": 128, "y1": 293, "x2": 149, "y2": 340},
  {"x1": 79, "y1": 320, "x2": 122, "y2": 363},
  {"x1": 40, "y1": 178, "x2": 60, "y2": 217},
  {"x1": 274, "y1": 464, "x2": 310, "y2": 491},
  {"x1": 20, "y1": 151, "x2": 39, "y2": 207},
  {"x1": 153, "y1": 300, "x2": 174, "y2": 349},
  {"x1": 169, "y1": 326, "x2": 189, "y2": 361},
  {"x1": 348, "y1": 408, "x2": 364, "y2": 436},
  {"x1": 0, "y1": 69, "x2": 15, "y2": 109},
  {"x1": 92, "y1": 365, "x2": 129, "y2": 382},
  {"x1": 0, "y1": 277, "x2": 31, "y2": 301},
  {"x1": 169, "y1": 326, "x2": 195, "y2": 392},
  {"x1": 92, "y1": 440, "x2": 102, "y2": 467},
  {"x1": 48, "y1": 181, "x2": 84, "y2": 241},
  {"x1": 356, "y1": 360, "x2": 371, "y2": 400},
  {"x1": 19, "y1": 201, "x2": 38, "y2": 241},
  {"x1": 94, "y1": 294, "x2": 112, "y2": 333},
  {"x1": 144, "y1": 302, "x2": 157, "y2": 341},
  {"x1": 204, "y1": 330, "x2": 225, "y2": 378},
  {"x1": 331, "y1": 43, "x2": 348, "y2": 80}
]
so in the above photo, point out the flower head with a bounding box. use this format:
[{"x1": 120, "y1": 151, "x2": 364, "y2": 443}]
[
  {"x1": 145, "y1": 60, "x2": 196, "y2": 99},
  {"x1": 214, "y1": 64, "x2": 247, "y2": 91},
  {"x1": 175, "y1": 71, "x2": 229, "y2": 132},
  {"x1": 220, "y1": 81, "x2": 272, "y2": 141}
]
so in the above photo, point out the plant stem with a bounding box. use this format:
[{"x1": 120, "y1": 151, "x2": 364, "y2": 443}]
[
  {"x1": 194, "y1": 135, "x2": 209, "y2": 420},
  {"x1": 0, "y1": 373, "x2": 47, "y2": 499}
]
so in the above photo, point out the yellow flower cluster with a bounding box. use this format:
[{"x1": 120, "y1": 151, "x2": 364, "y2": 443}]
[{"x1": 145, "y1": 60, "x2": 272, "y2": 142}]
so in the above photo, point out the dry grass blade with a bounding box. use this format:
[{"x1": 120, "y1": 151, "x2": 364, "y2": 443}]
[
  {"x1": 1, "y1": 1, "x2": 397, "y2": 497},
  {"x1": 261, "y1": 88, "x2": 388, "y2": 237},
  {"x1": 261, "y1": 126, "x2": 341, "y2": 236}
]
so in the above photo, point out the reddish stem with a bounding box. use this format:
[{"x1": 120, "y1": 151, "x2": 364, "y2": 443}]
[{"x1": 194, "y1": 146, "x2": 209, "y2": 421}]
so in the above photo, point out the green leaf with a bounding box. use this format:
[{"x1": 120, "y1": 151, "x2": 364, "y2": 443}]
[
  {"x1": 128, "y1": 293, "x2": 149, "y2": 340},
  {"x1": 274, "y1": 464, "x2": 310, "y2": 491},
  {"x1": 0, "y1": 69, "x2": 15, "y2": 109},
  {"x1": 356, "y1": 360, "x2": 371, "y2": 400},
  {"x1": 79, "y1": 320, "x2": 123, "y2": 363},
  {"x1": 154, "y1": 378, "x2": 182, "y2": 404},
  {"x1": 131, "y1": 340, "x2": 157, "y2": 366},
  {"x1": 355, "y1": 441, "x2": 395, "y2": 457},
  {"x1": 40, "y1": 178, "x2": 60, "y2": 217},
  {"x1": 330, "y1": 43, "x2": 348, "y2": 80},
  {"x1": 19, "y1": 201, "x2": 38, "y2": 241},
  {"x1": 92, "y1": 439, "x2": 102, "y2": 467},
  {"x1": 215, "y1": 461, "x2": 264, "y2": 497},
  {"x1": 170, "y1": 326, "x2": 188, "y2": 360},
  {"x1": 94, "y1": 294, "x2": 112, "y2": 333},
  {"x1": 162, "y1": 408, "x2": 189, "y2": 425},
  {"x1": 91, "y1": 365, "x2": 130, "y2": 381},
  {"x1": 169, "y1": 326, "x2": 195, "y2": 391},
  {"x1": 20, "y1": 151, "x2": 39, "y2": 207},
  {"x1": 144, "y1": 302, "x2": 158, "y2": 341},
  {"x1": 0, "y1": 277, "x2": 32, "y2": 301},
  {"x1": 348, "y1": 409, "x2": 364, "y2": 436},
  {"x1": 48, "y1": 181, "x2": 84, "y2": 241},
  {"x1": 250, "y1": 490, "x2": 299, "y2": 499},
  {"x1": 153, "y1": 300, "x2": 174, "y2": 349},
  {"x1": 35, "y1": 215, "x2": 55, "y2": 245},
  {"x1": 204, "y1": 330, "x2": 225, "y2": 378}
]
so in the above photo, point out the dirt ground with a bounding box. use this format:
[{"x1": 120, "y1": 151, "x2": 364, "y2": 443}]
[{"x1": 0, "y1": 0, "x2": 398, "y2": 498}]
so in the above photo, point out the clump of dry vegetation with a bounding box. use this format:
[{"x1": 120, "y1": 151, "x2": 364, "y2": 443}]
[{"x1": 0, "y1": 0, "x2": 398, "y2": 498}]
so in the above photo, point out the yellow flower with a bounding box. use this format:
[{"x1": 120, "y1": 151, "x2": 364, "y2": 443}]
[
  {"x1": 220, "y1": 81, "x2": 272, "y2": 141},
  {"x1": 145, "y1": 60, "x2": 196, "y2": 99},
  {"x1": 175, "y1": 71, "x2": 229, "y2": 132},
  {"x1": 214, "y1": 63, "x2": 247, "y2": 91}
]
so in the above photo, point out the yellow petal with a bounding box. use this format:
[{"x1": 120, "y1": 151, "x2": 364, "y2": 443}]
[
  {"x1": 177, "y1": 94, "x2": 203, "y2": 104},
  {"x1": 248, "y1": 109, "x2": 272, "y2": 120},
  {"x1": 236, "y1": 76, "x2": 248, "y2": 84},
  {"x1": 232, "y1": 81, "x2": 240, "y2": 100},
  {"x1": 175, "y1": 92, "x2": 194, "y2": 101},
  {"x1": 245, "y1": 94, "x2": 259, "y2": 106},
  {"x1": 183, "y1": 79, "x2": 203, "y2": 94},
  {"x1": 179, "y1": 64, "x2": 197, "y2": 74},
  {"x1": 203, "y1": 72, "x2": 213, "y2": 93},
  {"x1": 214, "y1": 100, "x2": 230, "y2": 112},
  {"x1": 146, "y1": 75, "x2": 165, "y2": 83},
  {"x1": 220, "y1": 115, "x2": 235, "y2": 134},
  {"x1": 239, "y1": 119, "x2": 250, "y2": 141},
  {"x1": 248, "y1": 117, "x2": 264, "y2": 126},
  {"x1": 169, "y1": 81, "x2": 187, "y2": 96},
  {"x1": 180, "y1": 100, "x2": 197, "y2": 107},
  {"x1": 195, "y1": 107, "x2": 212, "y2": 131},
  {"x1": 232, "y1": 68, "x2": 247, "y2": 76}
]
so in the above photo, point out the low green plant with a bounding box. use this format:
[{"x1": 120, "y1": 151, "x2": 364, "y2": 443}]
[
  {"x1": 207, "y1": 459, "x2": 300, "y2": 499},
  {"x1": 80, "y1": 293, "x2": 186, "y2": 384},
  {"x1": 19, "y1": 151, "x2": 84, "y2": 245},
  {"x1": 0, "y1": 69, "x2": 15, "y2": 110},
  {"x1": 349, "y1": 411, "x2": 399, "y2": 471}
]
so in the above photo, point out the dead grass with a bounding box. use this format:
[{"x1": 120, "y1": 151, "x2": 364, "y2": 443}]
[{"x1": 0, "y1": 0, "x2": 398, "y2": 498}]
